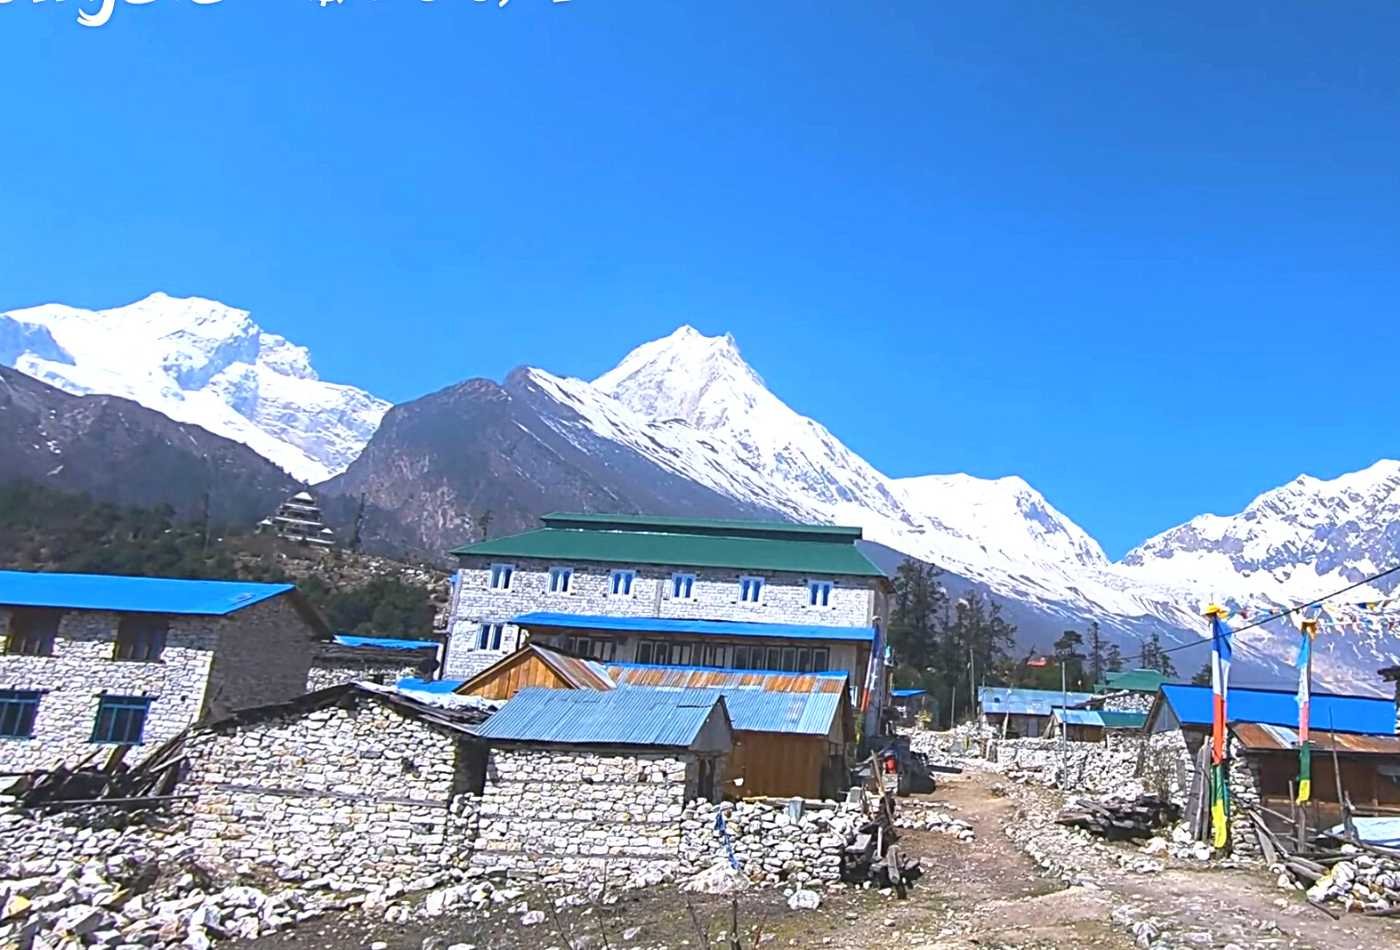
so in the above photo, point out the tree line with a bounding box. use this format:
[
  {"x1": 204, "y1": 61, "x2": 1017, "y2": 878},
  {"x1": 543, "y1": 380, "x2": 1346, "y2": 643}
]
[
  {"x1": 0, "y1": 481, "x2": 437, "y2": 638},
  {"x1": 886, "y1": 559, "x2": 1182, "y2": 726}
]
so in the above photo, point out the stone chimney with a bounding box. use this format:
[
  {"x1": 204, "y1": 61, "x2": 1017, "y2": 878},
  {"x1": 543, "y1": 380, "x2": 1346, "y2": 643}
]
[{"x1": 1379, "y1": 666, "x2": 1400, "y2": 734}]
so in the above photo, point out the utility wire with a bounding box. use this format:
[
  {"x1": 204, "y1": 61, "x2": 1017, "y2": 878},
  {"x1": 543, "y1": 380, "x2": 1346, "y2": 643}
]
[{"x1": 1120, "y1": 561, "x2": 1400, "y2": 664}]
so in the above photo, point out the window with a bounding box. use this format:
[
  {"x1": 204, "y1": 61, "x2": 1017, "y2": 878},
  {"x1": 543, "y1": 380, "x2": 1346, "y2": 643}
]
[
  {"x1": 476, "y1": 623, "x2": 506, "y2": 651},
  {"x1": 669, "y1": 573, "x2": 696, "y2": 599},
  {"x1": 113, "y1": 616, "x2": 168, "y2": 662},
  {"x1": 563, "y1": 636, "x2": 614, "y2": 661},
  {"x1": 608, "y1": 570, "x2": 636, "y2": 596},
  {"x1": 0, "y1": 691, "x2": 40, "y2": 739},
  {"x1": 548, "y1": 567, "x2": 573, "y2": 594},
  {"x1": 808, "y1": 580, "x2": 833, "y2": 607},
  {"x1": 92, "y1": 696, "x2": 151, "y2": 745},
  {"x1": 738, "y1": 576, "x2": 764, "y2": 603},
  {"x1": 488, "y1": 564, "x2": 515, "y2": 591},
  {"x1": 5, "y1": 609, "x2": 62, "y2": 657}
]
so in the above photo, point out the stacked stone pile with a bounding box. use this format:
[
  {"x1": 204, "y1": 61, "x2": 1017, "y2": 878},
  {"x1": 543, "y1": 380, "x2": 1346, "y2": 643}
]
[
  {"x1": 893, "y1": 803, "x2": 975, "y2": 842},
  {"x1": 1300, "y1": 850, "x2": 1400, "y2": 913},
  {"x1": 679, "y1": 799, "x2": 863, "y2": 887},
  {"x1": 992, "y1": 737, "x2": 1146, "y2": 795},
  {"x1": 1001, "y1": 790, "x2": 1165, "y2": 887},
  {"x1": 904, "y1": 722, "x2": 995, "y2": 762}
]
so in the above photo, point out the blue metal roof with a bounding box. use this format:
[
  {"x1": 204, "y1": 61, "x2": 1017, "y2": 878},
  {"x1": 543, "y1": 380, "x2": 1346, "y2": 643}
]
[
  {"x1": 1052, "y1": 707, "x2": 1147, "y2": 729},
  {"x1": 0, "y1": 570, "x2": 294, "y2": 617},
  {"x1": 1158, "y1": 684, "x2": 1394, "y2": 735},
  {"x1": 714, "y1": 689, "x2": 842, "y2": 736},
  {"x1": 1327, "y1": 817, "x2": 1400, "y2": 848},
  {"x1": 333, "y1": 634, "x2": 438, "y2": 651},
  {"x1": 396, "y1": 677, "x2": 465, "y2": 694},
  {"x1": 979, "y1": 686, "x2": 1098, "y2": 717},
  {"x1": 476, "y1": 686, "x2": 729, "y2": 747},
  {"x1": 891, "y1": 688, "x2": 927, "y2": 698},
  {"x1": 513, "y1": 611, "x2": 875, "y2": 642}
]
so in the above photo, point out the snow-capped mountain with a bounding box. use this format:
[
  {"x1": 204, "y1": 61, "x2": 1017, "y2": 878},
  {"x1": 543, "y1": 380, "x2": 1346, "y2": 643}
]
[{"x1": 0, "y1": 293, "x2": 389, "y2": 483}]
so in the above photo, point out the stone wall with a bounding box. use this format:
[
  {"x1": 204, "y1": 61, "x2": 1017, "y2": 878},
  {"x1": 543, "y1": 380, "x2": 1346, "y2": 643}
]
[
  {"x1": 469, "y1": 747, "x2": 702, "y2": 880},
  {"x1": 200, "y1": 596, "x2": 320, "y2": 719},
  {"x1": 444, "y1": 555, "x2": 882, "y2": 678},
  {"x1": 306, "y1": 661, "x2": 424, "y2": 692},
  {"x1": 680, "y1": 799, "x2": 859, "y2": 885},
  {"x1": 990, "y1": 732, "x2": 1194, "y2": 800},
  {"x1": 182, "y1": 696, "x2": 478, "y2": 887},
  {"x1": 0, "y1": 607, "x2": 219, "y2": 773},
  {"x1": 1100, "y1": 692, "x2": 1154, "y2": 714}
]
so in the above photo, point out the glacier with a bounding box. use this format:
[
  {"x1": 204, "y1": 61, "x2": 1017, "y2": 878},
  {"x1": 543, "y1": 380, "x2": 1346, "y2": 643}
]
[{"x1": 0, "y1": 293, "x2": 390, "y2": 484}]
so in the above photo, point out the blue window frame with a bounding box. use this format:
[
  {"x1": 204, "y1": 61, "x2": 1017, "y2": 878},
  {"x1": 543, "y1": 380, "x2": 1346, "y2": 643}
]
[
  {"x1": 92, "y1": 696, "x2": 151, "y2": 745},
  {"x1": 670, "y1": 573, "x2": 696, "y2": 599},
  {"x1": 808, "y1": 580, "x2": 833, "y2": 607},
  {"x1": 608, "y1": 570, "x2": 636, "y2": 596},
  {"x1": 0, "y1": 690, "x2": 41, "y2": 739},
  {"x1": 548, "y1": 567, "x2": 573, "y2": 594},
  {"x1": 476, "y1": 623, "x2": 505, "y2": 651},
  {"x1": 739, "y1": 575, "x2": 764, "y2": 603},
  {"x1": 488, "y1": 564, "x2": 515, "y2": 591}
]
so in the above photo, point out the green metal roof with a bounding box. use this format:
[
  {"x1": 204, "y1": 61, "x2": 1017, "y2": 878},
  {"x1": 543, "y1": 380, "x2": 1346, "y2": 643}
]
[
  {"x1": 1098, "y1": 668, "x2": 1168, "y2": 693},
  {"x1": 540, "y1": 512, "x2": 863, "y2": 543},
  {"x1": 452, "y1": 522, "x2": 886, "y2": 578}
]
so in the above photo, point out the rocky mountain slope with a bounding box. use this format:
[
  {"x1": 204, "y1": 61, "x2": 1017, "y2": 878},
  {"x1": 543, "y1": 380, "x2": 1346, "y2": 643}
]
[
  {"x1": 2, "y1": 296, "x2": 1393, "y2": 691},
  {"x1": 0, "y1": 365, "x2": 297, "y2": 523},
  {"x1": 0, "y1": 293, "x2": 389, "y2": 483}
]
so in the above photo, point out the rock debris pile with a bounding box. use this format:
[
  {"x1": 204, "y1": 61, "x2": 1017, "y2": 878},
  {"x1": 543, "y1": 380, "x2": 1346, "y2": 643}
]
[
  {"x1": 893, "y1": 803, "x2": 975, "y2": 842},
  {"x1": 1287, "y1": 847, "x2": 1400, "y2": 914}
]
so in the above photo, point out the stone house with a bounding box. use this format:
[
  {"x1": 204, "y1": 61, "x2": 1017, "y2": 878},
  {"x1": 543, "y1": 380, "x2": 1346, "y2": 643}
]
[
  {"x1": 443, "y1": 513, "x2": 891, "y2": 729},
  {"x1": 306, "y1": 635, "x2": 441, "y2": 692},
  {"x1": 471, "y1": 686, "x2": 733, "y2": 879},
  {"x1": 0, "y1": 571, "x2": 328, "y2": 773},
  {"x1": 1090, "y1": 668, "x2": 1169, "y2": 714},
  {"x1": 1145, "y1": 682, "x2": 1399, "y2": 849},
  {"x1": 458, "y1": 644, "x2": 854, "y2": 799},
  {"x1": 180, "y1": 683, "x2": 489, "y2": 887},
  {"x1": 1043, "y1": 706, "x2": 1147, "y2": 742}
]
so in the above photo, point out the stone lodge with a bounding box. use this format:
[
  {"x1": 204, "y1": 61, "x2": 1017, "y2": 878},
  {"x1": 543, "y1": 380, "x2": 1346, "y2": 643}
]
[
  {"x1": 443, "y1": 512, "x2": 892, "y2": 729},
  {"x1": 0, "y1": 571, "x2": 328, "y2": 773}
]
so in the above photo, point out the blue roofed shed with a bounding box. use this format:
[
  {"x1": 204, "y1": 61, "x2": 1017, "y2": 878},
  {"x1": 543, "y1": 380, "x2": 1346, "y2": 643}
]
[
  {"x1": 979, "y1": 686, "x2": 1098, "y2": 737},
  {"x1": 1147, "y1": 684, "x2": 1394, "y2": 736},
  {"x1": 476, "y1": 686, "x2": 733, "y2": 751}
]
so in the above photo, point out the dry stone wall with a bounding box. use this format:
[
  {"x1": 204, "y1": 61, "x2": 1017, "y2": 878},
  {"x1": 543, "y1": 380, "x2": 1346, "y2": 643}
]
[
  {"x1": 470, "y1": 748, "x2": 697, "y2": 880},
  {"x1": 183, "y1": 698, "x2": 477, "y2": 887},
  {"x1": 990, "y1": 732, "x2": 1194, "y2": 801},
  {"x1": 305, "y1": 661, "x2": 422, "y2": 692},
  {"x1": 680, "y1": 799, "x2": 860, "y2": 886}
]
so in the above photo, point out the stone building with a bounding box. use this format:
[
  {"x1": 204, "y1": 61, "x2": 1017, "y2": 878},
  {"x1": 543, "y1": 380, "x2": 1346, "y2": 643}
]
[
  {"x1": 306, "y1": 634, "x2": 441, "y2": 692},
  {"x1": 443, "y1": 513, "x2": 891, "y2": 729},
  {"x1": 0, "y1": 571, "x2": 327, "y2": 773},
  {"x1": 181, "y1": 683, "x2": 488, "y2": 887},
  {"x1": 471, "y1": 686, "x2": 733, "y2": 879},
  {"x1": 978, "y1": 686, "x2": 1097, "y2": 738},
  {"x1": 458, "y1": 644, "x2": 854, "y2": 798},
  {"x1": 258, "y1": 490, "x2": 336, "y2": 548}
]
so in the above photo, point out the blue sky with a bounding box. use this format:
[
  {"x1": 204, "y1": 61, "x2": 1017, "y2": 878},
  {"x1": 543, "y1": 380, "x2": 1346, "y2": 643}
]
[{"x1": 2, "y1": 1, "x2": 1398, "y2": 558}]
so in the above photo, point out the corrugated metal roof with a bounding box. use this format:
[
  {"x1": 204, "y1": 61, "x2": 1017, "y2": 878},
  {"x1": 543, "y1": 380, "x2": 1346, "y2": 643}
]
[
  {"x1": 451, "y1": 524, "x2": 886, "y2": 578},
  {"x1": 475, "y1": 686, "x2": 729, "y2": 747},
  {"x1": 715, "y1": 689, "x2": 842, "y2": 736},
  {"x1": 891, "y1": 688, "x2": 927, "y2": 698},
  {"x1": 539, "y1": 513, "x2": 864, "y2": 541},
  {"x1": 0, "y1": 570, "x2": 294, "y2": 617},
  {"x1": 1159, "y1": 684, "x2": 1394, "y2": 735},
  {"x1": 333, "y1": 634, "x2": 438, "y2": 651},
  {"x1": 532, "y1": 644, "x2": 616, "y2": 690},
  {"x1": 1232, "y1": 722, "x2": 1400, "y2": 754},
  {"x1": 1052, "y1": 707, "x2": 1147, "y2": 729},
  {"x1": 605, "y1": 663, "x2": 847, "y2": 693},
  {"x1": 979, "y1": 686, "x2": 1098, "y2": 717},
  {"x1": 1099, "y1": 669, "x2": 1167, "y2": 693},
  {"x1": 516, "y1": 611, "x2": 875, "y2": 642}
]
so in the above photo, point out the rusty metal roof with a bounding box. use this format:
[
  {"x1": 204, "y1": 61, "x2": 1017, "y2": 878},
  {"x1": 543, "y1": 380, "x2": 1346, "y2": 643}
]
[
  {"x1": 604, "y1": 663, "x2": 847, "y2": 694},
  {"x1": 1232, "y1": 722, "x2": 1400, "y2": 755}
]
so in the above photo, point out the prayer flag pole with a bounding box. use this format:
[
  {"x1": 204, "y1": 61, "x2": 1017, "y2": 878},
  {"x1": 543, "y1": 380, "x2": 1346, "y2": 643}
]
[{"x1": 1204, "y1": 603, "x2": 1233, "y2": 851}]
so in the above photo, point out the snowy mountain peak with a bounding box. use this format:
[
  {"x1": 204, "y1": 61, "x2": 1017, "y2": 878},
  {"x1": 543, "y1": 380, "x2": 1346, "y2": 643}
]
[
  {"x1": 0, "y1": 293, "x2": 389, "y2": 483},
  {"x1": 594, "y1": 325, "x2": 767, "y2": 429}
]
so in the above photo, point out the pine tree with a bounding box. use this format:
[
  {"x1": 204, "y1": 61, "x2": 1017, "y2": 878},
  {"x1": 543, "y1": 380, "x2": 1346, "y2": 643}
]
[
  {"x1": 1191, "y1": 661, "x2": 1212, "y2": 685},
  {"x1": 1104, "y1": 642, "x2": 1125, "y2": 673},
  {"x1": 1087, "y1": 621, "x2": 1106, "y2": 685},
  {"x1": 1053, "y1": 628, "x2": 1088, "y2": 690}
]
